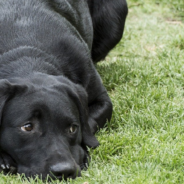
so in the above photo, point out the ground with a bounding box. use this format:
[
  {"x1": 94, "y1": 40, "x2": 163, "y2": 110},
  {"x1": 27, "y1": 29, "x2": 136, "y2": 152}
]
[{"x1": 1, "y1": 0, "x2": 184, "y2": 183}]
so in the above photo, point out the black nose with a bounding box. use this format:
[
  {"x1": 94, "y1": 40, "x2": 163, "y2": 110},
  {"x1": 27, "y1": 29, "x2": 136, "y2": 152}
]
[{"x1": 50, "y1": 163, "x2": 79, "y2": 180}]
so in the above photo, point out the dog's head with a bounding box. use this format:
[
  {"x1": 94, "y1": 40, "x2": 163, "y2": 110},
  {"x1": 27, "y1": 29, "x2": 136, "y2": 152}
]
[{"x1": 0, "y1": 74, "x2": 99, "y2": 180}]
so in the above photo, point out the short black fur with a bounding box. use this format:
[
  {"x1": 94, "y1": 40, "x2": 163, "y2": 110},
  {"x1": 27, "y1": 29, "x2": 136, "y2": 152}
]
[{"x1": 0, "y1": 0, "x2": 128, "y2": 180}]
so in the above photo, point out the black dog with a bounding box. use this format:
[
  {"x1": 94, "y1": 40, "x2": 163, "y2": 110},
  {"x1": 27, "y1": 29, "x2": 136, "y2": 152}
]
[{"x1": 0, "y1": 0, "x2": 128, "y2": 180}]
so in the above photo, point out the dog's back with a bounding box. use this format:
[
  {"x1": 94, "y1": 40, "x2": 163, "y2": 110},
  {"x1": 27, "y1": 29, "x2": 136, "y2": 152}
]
[
  {"x1": 0, "y1": 0, "x2": 92, "y2": 56},
  {"x1": 0, "y1": 0, "x2": 128, "y2": 179}
]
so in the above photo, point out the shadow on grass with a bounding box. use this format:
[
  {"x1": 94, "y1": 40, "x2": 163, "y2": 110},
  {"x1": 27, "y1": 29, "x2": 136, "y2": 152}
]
[{"x1": 96, "y1": 58, "x2": 133, "y2": 91}]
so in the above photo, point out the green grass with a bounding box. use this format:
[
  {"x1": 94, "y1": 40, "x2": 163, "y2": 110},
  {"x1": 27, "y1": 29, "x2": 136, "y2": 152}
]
[{"x1": 1, "y1": 0, "x2": 184, "y2": 183}]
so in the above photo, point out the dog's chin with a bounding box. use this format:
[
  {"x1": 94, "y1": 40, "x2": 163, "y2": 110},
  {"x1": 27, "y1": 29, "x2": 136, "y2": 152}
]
[
  {"x1": 15, "y1": 153, "x2": 89, "y2": 181},
  {"x1": 17, "y1": 167, "x2": 82, "y2": 181}
]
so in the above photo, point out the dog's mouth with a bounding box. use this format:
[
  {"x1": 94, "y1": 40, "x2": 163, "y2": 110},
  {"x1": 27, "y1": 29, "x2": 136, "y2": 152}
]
[
  {"x1": 49, "y1": 149, "x2": 90, "y2": 180},
  {"x1": 0, "y1": 148, "x2": 90, "y2": 181}
]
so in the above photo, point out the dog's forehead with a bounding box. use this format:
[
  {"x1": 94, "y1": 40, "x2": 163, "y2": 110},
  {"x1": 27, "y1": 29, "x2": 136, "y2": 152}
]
[{"x1": 3, "y1": 85, "x2": 79, "y2": 125}]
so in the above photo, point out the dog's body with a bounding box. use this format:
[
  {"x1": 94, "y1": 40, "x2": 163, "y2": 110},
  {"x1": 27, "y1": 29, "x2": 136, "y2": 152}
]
[{"x1": 0, "y1": 0, "x2": 128, "y2": 180}]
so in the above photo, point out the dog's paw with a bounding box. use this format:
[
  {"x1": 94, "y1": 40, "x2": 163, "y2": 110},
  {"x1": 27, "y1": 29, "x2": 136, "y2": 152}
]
[{"x1": 0, "y1": 152, "x2": 17, "y2": 174}]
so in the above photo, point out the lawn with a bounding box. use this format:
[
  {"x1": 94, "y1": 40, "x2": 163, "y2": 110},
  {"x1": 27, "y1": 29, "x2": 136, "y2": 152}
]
[{"x1": 1, "y1": 0, "x2": 184, "y2": 183}]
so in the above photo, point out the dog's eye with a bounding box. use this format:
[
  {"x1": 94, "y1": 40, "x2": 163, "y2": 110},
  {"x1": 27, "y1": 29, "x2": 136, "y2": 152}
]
[
  {"x1": 21, "y1": 123, "x2": 33, "y2": 132},
  {"x1": 69, "y1": 125, "x2": 78, "y2": 134}
]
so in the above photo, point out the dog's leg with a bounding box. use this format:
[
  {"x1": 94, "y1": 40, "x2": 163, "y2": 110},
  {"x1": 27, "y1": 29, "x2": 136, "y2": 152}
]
[
  {"x1": 86, "y1": 66, "x2": 113, "y2": 134},
  {"x1": 87, "y1": 0, "x2": 128, "y2": 62},
  {"x1": 88, "y1": 91, "x2": 112, "y2": 134}
]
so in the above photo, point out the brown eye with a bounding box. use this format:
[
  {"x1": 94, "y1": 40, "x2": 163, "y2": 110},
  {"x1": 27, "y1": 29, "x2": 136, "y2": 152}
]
[
  {"x1": 21, "y1": 123, "x2": 33, "y2": 132},
  {"x1": 69, "y1": 125, "x2": 78, "y2": 134}
]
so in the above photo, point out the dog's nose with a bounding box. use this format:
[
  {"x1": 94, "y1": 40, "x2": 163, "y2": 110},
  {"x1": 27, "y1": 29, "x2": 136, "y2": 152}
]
[{"x1": 50, "y1": 162, "x2": 78, "y2": 180}]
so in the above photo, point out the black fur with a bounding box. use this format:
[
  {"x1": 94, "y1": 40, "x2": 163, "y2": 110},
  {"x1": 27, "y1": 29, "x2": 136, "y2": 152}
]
[
  {"x1": 0, "y1": 0, "x2": 128, "y2": 180},
  {"x1": 87, "y1": 0, "x2": 128, "y2": 62}
]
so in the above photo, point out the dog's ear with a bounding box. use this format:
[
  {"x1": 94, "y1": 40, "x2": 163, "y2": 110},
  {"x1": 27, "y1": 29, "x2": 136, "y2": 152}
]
[
  {"x1": 73, "y1": 85, "x2": 99, "y2": 149},
  {"x1": 0, "y1": 80, "x2": 10, "y2": 123},
  {"x1": 0, "y1": 79, "x2": 27, "y2": 124},
  {"x1": 53, "y1": 76, "x2": 99, "y2": 148}
]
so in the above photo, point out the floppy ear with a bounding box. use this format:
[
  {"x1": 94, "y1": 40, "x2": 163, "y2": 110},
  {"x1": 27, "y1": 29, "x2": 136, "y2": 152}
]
[
  {"x1": 74, "y1": 85, "x2": 99, "y2": 149},
  {"x1": 0, "y1": 80, "x2": 12, "y2": 123},
  {"x1": 0, "y1": 79, "x2": 27, "y2": 123},
  {"x1": 54, "y1": 76, "x2": 99, "y2": 148}
]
